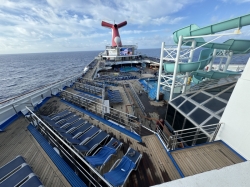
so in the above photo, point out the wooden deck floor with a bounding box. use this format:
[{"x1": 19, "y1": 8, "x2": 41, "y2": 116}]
[
  {"x1": 171, "y1": 141, "x2": 245, "y2": 177},
  {"x1": 0, "y1": 116, "x2": 71, "y2": 187},
  {"x1": 38, "y1": 97, "x2": 181, "y2": 186}
]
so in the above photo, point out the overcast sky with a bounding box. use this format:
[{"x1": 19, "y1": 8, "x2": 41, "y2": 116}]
[{"x1": 0, "y1": 0, "x2": 250, "y2": 54}]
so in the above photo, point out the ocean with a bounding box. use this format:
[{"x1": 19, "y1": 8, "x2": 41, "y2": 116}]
[{"x1": 0, "y1": 48, "x2": 249, "y2": 103}]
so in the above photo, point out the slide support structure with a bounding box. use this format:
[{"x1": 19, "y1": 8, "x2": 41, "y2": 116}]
[
  {"x1": 170, "y1": 36, "x2": 183, "y2": 101},
  {"x1": 223, "y1": 51, "x2": 233, "y2": 72},
  {"x1": 156, "y1": 42, "x2": 165, "y2": 101},
  {"x1": 182, "y1": 40, "x2": 196, "y2": 93},
  {"x1": 209, "y1": 49, "x2": 217, "y2": 71}
]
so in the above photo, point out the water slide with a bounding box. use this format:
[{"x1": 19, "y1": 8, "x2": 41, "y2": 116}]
[
  {"x1": 173, "y1": 13, "x2": 250, "y2": 45},
  {"x1": 163, "y1": 48, "x2": 213, "y2": 73},
  {"x1": 191, "y1": 70, "x2": 241, "y2": 80},
  {"x1": 164, "y1": 13, "x2": 250, "y2": 74}
]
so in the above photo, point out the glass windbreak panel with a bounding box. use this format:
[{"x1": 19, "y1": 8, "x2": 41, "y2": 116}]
[
  {"x1": 182, "y1": 120, "x2": 195, "y2": 146},
  {"x1": 218, "y1": 87, "x2": 235, "y2": 101},
  {"x1": 205, "y1": 84, "x2": 234, "y2": 95},
  {"x1": 196, "y1": 132, "x2": 208, "y2": 145},
  {"x1": 166, "y1": 104, "x2": 175, "y2": 126},
  {"x1": 204, "y1": 98, "x2": 226, "y2": 112},
  {"x1": 179, "y1": 101, "x2": 196, "y2": 114},
  {"x1": 191, "y1": 92, "x2": 210, "y2": 103},
  {"x1": 173, "y1": 111, "x2": 185, "y2": 130},
  {"x1": 171, "y1": 96, "x2": 185, "y2": 107},
  {"x1": 203, "y1": 117, "x2": 219, "y2": 126},
  {"x1": 189, "y1": 108, "x2": 210, "y2": 124},
  {"x1": 202, "y1": 117, "x2": 219, "y2": 134},
  {"x1": 186, "y1": 93, "x2": 194, "y2": 97}
]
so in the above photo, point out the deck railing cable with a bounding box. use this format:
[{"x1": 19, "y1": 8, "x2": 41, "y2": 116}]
[
  {"x1": 26, "y1": 107, "x2": 113, "y2": 187},
  {"x1": 59, "y1": 90, "x2": 140, "y2": 133},
  {"x1": 167, "y1": 123, "x2": 222, "y2": 150}
]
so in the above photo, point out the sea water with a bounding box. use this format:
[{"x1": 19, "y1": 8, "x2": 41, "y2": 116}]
[{"x1": 0, "y1": 48, "x2": 249, "y2": 103}]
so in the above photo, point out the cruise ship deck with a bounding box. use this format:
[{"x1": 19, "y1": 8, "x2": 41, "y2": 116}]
[{"x1": 0, "y1": 93, "x2": 245, "y2": 186}]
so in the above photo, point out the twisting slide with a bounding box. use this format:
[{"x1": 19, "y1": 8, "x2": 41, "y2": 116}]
[{"x1": 164, "y1": 13, "x2": 250, "y2": 79}]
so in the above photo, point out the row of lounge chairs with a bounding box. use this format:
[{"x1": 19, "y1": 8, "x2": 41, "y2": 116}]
[
  {"x1": 95, "y1": 73, "x2": 137, "y2": 81},
  {"x1": 77, "y1": 92, "x2": 99, "y2": 102},
  {"x1": 43, "y1": 110, "x2": 142, "y2": 187},
  {"x1": 81, "y1": 81, "x2": 105, "y2": 88},
  {"x1": 75, "y1": 83, "x2": 103, "y2": 94},
  {"x1": 0, "y1": 155, "x2": 43, "y2": 187},
  {"x1": 108, "y1": 90, "x2": 123, "y2": 103}
]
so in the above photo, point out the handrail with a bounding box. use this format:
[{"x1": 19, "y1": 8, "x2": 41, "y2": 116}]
[
  {"x1": 26, "y1": 107, "x2": 112, "y2": 187},
  {"x1": 0, "y1": 72, "x2": 82, "y2": 107},
  {"x1": 167, "y1": 123, "x2": 222, "y2": 150},
  {"x1": 128, "y1": 82, "x2": 145, "y2": 111},
  {"x1": 60, "y1": 90, "x2": 140, "y2": 131}
]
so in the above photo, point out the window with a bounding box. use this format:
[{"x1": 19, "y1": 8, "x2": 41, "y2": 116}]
[
  {"x1": 204, "y1": 98, "x2": 226, "y2": 112},
  {"x1": 191, "y1": 92, "x2": 210, "y2": 103},
  {"x1": 166, "y1": 104, "x2": 175, "y2": 126},
  {"x1": 173, "y1": 111, "x2": 185, "y2": 130},
  {"x1": 171, "y1": 96, "x2": 185, "y2": 107},
  {"x1": 189, "y1": 108, "x2": 210, "y2": 124},
  {"x1": 179, "y1": 101, "x2": 196, "y2": 114}
]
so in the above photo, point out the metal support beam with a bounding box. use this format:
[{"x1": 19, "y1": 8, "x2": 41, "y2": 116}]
[
  {"x1": 209, "y1": 49, "x2": 217, "y2": 71},
  {"x1": 218, "y1": 57, "x2": 224, "y2": 70},
  {"x1": 223, "y1": 51, "x2": 233, "y2": 72},
  {"x1": 182, "y1": 40, "x2": 196, "y2": 94},
  {"x1": 169, "y1": 36, "x2": 183, "y2": 101},
  {"x1": 156, "y1": 42, "x2": 165, "y2": 100}
]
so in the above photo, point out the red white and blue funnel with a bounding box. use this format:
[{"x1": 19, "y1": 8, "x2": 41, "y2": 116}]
[{"x1": 101, "y1": 21, "x2": 127, "y2": 47}]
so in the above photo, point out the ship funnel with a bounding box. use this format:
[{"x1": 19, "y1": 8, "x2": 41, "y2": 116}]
[{"x1": 101, "y1": 21, "x2": 127, "y2": 47}]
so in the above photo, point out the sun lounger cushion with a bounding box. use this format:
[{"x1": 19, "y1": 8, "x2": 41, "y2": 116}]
[
  {"x1": 85, "y1": 146, "x2": 116, "y2": 167},
  {"x1": 0, "y1": 156, "x2": 26, "y2": 180},
  {"x1": 19, "y1": 175, "x2": 43, "y2": 187},
  {"x1": 103, "y1": 156, "x2": 136, "y2": 187},
  {"x1": 0, "y1": 165, "x2": 33, "y2": 187}
]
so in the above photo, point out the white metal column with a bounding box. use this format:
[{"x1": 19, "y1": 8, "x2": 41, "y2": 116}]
[
  {"x1": 156, "y1": 42, "x2": 165, "y2": 101},
  {"x1": 182, "y1": 40, "x2": 196, "y2": 93},
  {"x1": 223, "y1": 51, "x2": 233, "y2": 72},
  {"x1": 209, "y1": 49, "x2": 217, "y2": 71},
  {"x1": 218, "y1": 57, "x2": 223, "y2": 70},
  {"x1": 169, "y1": 36, "x2": 183, "y2": 101}
]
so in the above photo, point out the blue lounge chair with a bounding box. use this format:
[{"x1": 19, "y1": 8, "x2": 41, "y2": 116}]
[
  {"x1": 19, "y1": 175, "x2": 43, "y2": 187},
  {"x1": 0, "y1": 164, "x2": 34, "y2": 187},
  {"x1": 103, "y1": 147, "x2": 142, "y2": 187},
  {"x1": 49, "y1": 110, "x2": 68, "y2": 118},
  {"x1": 84, "y1": 138, "x2": 122, "y2": 171},
  {"x1": 60, "y1": 122, "x2": 92, "y2": 139},
  {"x1": 52, "y1": 115, "x2": 80, "y2": 128},
  {"x1": 50, "y1": 110, "x2": 72, "y2": 121},
  {"x1": 66, "y1": 126, "x2": 100, "y2": 145},
  {"x1": 0, "y1": 155, "x2": 26, "y2": 181},
  {"x1": 74, "y1": 131, "x2": 110, "y2": 156},
  {"x1": 41, "y1": 113, "x2": 75, "y2": 127},
  {"x1": 55, "y1": 119, "x2": 86, "y2": 133}
]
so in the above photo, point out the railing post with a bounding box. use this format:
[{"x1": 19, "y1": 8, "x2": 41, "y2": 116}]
[{"x1": 192, "y1": 128, "x2": 200, "y2": 146}]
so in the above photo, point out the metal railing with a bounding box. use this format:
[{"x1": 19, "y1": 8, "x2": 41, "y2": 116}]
[
  {"x1": 187, "y1": 76, "x2": 239, "y2": 93},
  {"x1": 0, "y1": 73, "x2": 82, "y2": 107},
  {"x1": 167, "y1": 123, "x2": 222, "y2": 150},
  {"x1": 128, "y1": 82, "x2": 145, "y2": 112},
  {"x1": 74, "y1": 82, "x2": 103, "y2": 97},
  {"x1": 26, "y1": 107, "x2": 112, "y2": 187},
  {"x1": 59, "y1": 90, "x2": 140, "y2": 133}
]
